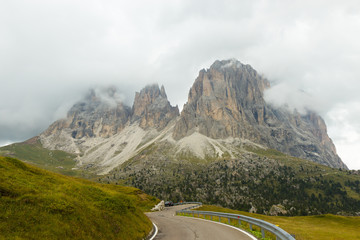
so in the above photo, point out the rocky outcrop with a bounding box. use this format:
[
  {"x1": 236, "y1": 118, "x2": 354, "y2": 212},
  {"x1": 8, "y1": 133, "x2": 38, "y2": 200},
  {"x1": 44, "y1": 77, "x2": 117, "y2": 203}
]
[
  {"x1": 269, "y1": 204, "x2": 288, "y2": 216},
  {"x1": 173, "y1": 59, "x2": 346, "y2": 169},
  {"x1": 151, "y1": 200, "x2": 165, "y2": 211},
  {"x1": 132, "y1": 84, "x2": 179, "y2": 130}
]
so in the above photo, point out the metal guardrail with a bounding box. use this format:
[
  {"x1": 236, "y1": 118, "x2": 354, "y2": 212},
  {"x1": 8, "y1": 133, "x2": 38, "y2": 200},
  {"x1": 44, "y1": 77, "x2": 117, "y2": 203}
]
[
  {"x1": 175, "y1": 202, "x2": 295, "y2": 240},
  {"x1": 173, "y1": 201, "x2": 202, "y2": 207}
]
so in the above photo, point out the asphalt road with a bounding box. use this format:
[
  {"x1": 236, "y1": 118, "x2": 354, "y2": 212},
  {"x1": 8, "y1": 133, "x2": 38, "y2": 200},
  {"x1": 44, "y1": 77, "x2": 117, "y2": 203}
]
[{"x1": 146, "y1": 204, "x2": 255, "y2": 240}]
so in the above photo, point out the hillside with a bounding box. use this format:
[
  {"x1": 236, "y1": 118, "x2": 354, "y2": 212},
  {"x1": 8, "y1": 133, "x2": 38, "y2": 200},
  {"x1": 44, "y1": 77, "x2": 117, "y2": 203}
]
[
  {"x1": 0, "y1": 137, "x2": 82, "y2": 177},
  {"x1": 102, "y1": 144, "x2": 360, "y2": 216},
  {"x1": 0, "y1": 156, "x2": 158, "y2": 240}
]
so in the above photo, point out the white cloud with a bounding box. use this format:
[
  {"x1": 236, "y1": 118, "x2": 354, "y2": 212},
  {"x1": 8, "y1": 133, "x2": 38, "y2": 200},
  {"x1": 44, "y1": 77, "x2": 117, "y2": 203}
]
[
  {"x1": 264, "y1": 83, "x2": 318, "y2": 114},
  {"x1": 326, "y1": 102, "x2": 360, "y2": 169}
]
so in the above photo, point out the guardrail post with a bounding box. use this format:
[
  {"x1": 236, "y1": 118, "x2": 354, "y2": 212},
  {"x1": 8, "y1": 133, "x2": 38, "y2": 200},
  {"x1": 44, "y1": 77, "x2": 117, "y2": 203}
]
[
  {"x1": 249, "y1": 223, "x2": 253, "y2": 231},
  {"x1": 261, "y1": 228, "x2": 265, "y2": 238},
  {"x1": 238, "y1": 220, "x2": 241, "y2": 226},
  {"x1": 210, "y1": 215, "x2": 212, "y2": 220},
  {"x1": 228, "y1": 218, "x2": 231, "y2": 224},
  {"x1": 192, "y1": 212, "x2": 194, "y2": 217},
  {"x1": 218, "y1": 216, "x2": 221, "y2": 222}
]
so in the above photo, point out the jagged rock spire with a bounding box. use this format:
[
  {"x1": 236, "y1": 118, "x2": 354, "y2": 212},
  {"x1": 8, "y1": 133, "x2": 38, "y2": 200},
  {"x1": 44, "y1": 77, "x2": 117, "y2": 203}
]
[{"x1": 132, "y1": 84, "x2": 179, "y2": 130}]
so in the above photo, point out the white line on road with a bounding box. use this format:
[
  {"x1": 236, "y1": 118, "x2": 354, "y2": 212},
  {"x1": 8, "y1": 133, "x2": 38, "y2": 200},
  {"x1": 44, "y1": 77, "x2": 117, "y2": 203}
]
[
  {"x1": 177, "y1": 215, "x2": 257, "y2": 240},
  {"x1": 149, "y1": 222, "x2": 158, "y2": 240}
]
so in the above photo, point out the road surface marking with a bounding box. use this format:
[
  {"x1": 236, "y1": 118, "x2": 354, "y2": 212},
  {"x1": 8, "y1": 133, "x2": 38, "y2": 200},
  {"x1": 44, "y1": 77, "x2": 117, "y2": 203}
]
[
  {"x1": 149, "y1": 222, "x2": 158, "y2": 240},
  {"x1": 176, "y1": 215, "x2": 257, "y2": 240}
]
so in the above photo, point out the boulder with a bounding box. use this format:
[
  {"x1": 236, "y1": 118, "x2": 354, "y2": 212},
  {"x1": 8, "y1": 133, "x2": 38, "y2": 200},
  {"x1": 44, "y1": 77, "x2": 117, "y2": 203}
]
[{"x1": 151, "y1": 200, "x2": 165, "y2": 211}]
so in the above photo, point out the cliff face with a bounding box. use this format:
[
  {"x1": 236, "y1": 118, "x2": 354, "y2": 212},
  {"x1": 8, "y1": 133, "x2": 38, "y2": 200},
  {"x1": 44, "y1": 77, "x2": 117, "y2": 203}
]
[{"x1": 173, "y1": 59, "x2": 345, "y2": 169}]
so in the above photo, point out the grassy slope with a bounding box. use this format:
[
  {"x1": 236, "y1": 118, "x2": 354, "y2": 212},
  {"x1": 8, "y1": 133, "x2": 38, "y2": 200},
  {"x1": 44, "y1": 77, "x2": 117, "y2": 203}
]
[
  {"x1": 0, "y1": 156, "x2": 158, "y2": 240},
  {"x1": 197, "y1": 205, "x2": 360, "y2": 240},
  {"x1": 0, "y1": 138, "x2": 97, "y2": 179},
  {"x1": 248, "y1": 147, "x2": 360, "y2": 200}
]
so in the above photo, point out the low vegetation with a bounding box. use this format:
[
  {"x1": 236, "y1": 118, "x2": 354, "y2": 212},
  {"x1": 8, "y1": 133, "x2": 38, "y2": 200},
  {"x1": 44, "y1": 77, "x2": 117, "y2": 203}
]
[
  {"x1": 103, "y1": 144, "x2": 360, "y2": 216},
  {"x1": 0, "y1": 156, "x2": 158, "y2": 240},
  {"x1": 195, "y1": 205, "x2": 360, "y2": 240}
]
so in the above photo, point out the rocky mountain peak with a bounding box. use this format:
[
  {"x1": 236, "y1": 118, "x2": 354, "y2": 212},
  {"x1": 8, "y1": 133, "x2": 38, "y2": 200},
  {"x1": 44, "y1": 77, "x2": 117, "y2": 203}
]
[
  {"x1": 132, "y1": 84, "x2": 166, "y2": 117},
  {"x1": 173, "y1": 59, "x2": 346, "y2": 169},
  {"x1": 210, "y1": 58, "x2": 245, "y2": 70},
  {"x1": 44, "y1": 84, "x2": 180, "y2": 143},
  {"x1": 44, "y1": 88, "x2": 131, "y2": 140},
  {"x1": 160, "y1": 85, "x2": 167, "y2": 98},
  {"x1": 188, "y1": 59, "x2": 269, "y2": 106},
  {"x1": 174, "y1": 60, "x2": 270, "y2": 140},
  {"x1": 132, "y1": 84, "x2": 179, "y2": 130}
]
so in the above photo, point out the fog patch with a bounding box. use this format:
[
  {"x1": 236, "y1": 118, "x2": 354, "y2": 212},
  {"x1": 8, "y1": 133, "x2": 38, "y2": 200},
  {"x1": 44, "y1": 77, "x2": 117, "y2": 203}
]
[{"x1": 264, "y1": 82, "x2": 318, "y2": 115}]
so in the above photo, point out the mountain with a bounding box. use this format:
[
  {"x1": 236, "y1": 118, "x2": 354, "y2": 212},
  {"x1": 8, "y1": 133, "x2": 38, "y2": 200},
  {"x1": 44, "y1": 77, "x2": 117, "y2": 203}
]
[
  {"x1": 174, "y1": 59, "x2": 345, "y2": 169},
  {"x1": 2, "y1": 59, "x2": 358, "y2": 215},
  {"x1": 30, "y1": 59, "x2": 345, "y2": 173},
  {"x1": 37, "y1": 84, "x2": 178, "y2": 174}
]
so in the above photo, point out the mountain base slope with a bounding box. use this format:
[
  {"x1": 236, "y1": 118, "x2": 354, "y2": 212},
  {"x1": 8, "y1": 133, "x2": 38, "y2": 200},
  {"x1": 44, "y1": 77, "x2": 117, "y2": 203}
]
[{"x1": 0, "y1": 156, "x2": 158, "y2": 240}]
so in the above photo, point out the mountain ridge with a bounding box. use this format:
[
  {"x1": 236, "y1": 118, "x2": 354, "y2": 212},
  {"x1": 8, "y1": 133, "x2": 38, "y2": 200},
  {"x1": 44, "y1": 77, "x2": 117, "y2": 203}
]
[
  {"x1": 31, "y1": 59, "x2": 347, "y2": 172},
  {"x1": 3, "y1": 59, "x2": 347, "y2": 173}
]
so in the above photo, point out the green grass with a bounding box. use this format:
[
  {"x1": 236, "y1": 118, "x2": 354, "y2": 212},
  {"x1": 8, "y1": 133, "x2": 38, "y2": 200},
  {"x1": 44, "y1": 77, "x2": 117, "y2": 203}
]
[
  {"x1": 0, "y1": 156, "x2": 158, "y2": 240},
  {"x1": 0, "y1": 138, "x2": 90, "y2": 177},
  {"x1": 196, "y1": 205, "x2": 360, "y2": 240}
]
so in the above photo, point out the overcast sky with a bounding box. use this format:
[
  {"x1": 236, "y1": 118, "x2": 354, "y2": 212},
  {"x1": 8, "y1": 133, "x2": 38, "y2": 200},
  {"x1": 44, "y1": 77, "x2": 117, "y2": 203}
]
[{"x1": 1, "y1": 0, "x2": 360, "y2": 169}]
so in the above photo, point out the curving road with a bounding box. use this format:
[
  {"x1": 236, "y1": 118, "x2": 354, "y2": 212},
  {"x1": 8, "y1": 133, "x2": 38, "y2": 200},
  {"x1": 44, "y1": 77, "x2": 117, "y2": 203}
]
[{"x1": 146, "y1": 204, "x2": 255, "y2": 240}]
